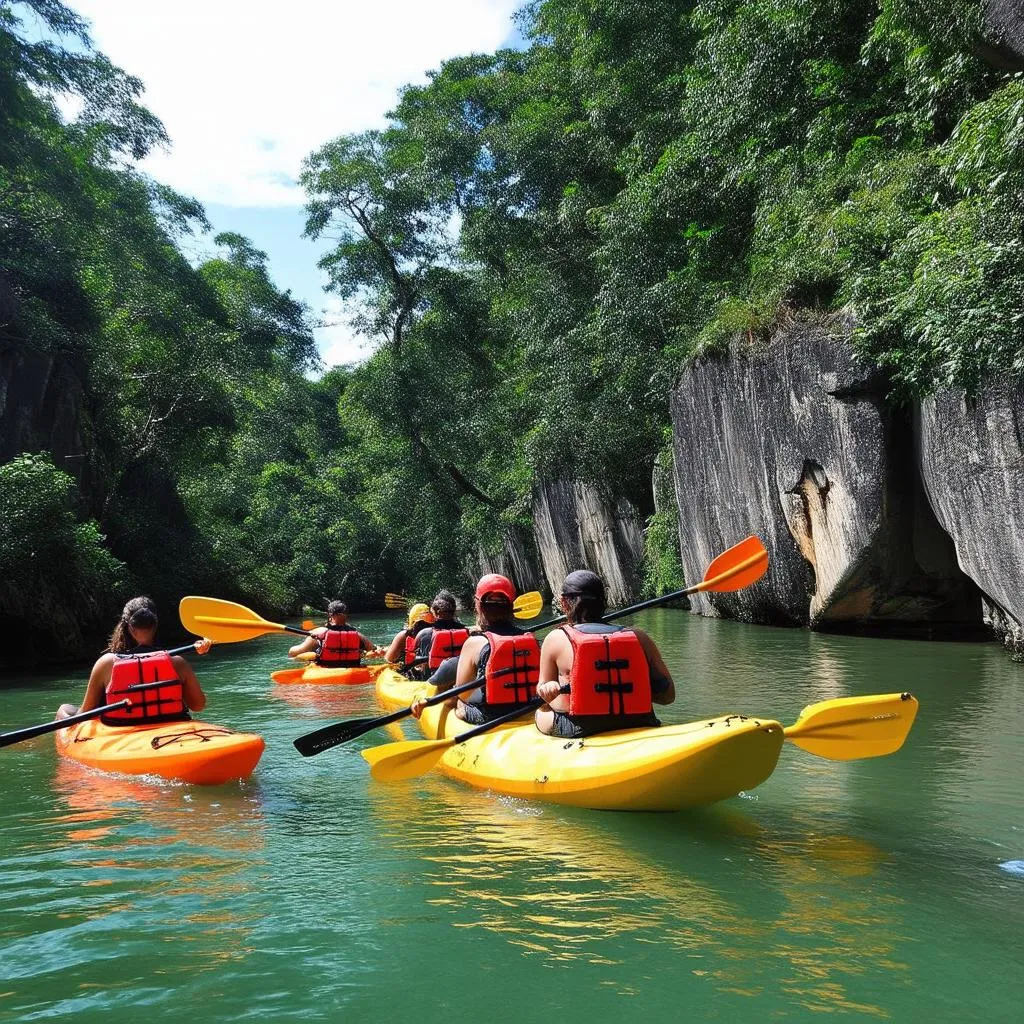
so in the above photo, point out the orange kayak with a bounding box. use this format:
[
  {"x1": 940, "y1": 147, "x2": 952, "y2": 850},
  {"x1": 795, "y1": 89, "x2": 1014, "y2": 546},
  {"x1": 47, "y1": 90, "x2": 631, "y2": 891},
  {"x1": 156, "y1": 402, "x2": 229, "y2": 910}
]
[
  {"x1": 55, "y1": 717, "x2": 265, "y2": 785},
  {"x1": 270, "y1": 662, "x2": 390, "y2": 686}
]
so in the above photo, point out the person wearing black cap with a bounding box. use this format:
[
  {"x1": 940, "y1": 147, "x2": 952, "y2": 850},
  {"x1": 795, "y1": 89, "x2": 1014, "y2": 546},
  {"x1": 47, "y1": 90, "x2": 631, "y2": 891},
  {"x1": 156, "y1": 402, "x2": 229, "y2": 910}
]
[
  {"x1": 288, "y1": 600, "x2": 383, "y2": 666},
  {"x1": 535, "y1": 570, "x2": 675, "y2": 738},
  {"x1": 411, "y1": 574, "x2": 540, "y2": 724}
]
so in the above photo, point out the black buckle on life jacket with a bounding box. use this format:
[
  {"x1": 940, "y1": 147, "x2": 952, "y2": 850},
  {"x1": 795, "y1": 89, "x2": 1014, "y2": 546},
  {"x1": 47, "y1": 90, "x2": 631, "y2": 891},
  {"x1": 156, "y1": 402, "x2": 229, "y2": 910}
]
[
  {"x1": 594, "y1": 682, "x2": 635, "y2": 694},
  {"x1": 594, "y1": 658, "x2": 630, "y2": 670}
]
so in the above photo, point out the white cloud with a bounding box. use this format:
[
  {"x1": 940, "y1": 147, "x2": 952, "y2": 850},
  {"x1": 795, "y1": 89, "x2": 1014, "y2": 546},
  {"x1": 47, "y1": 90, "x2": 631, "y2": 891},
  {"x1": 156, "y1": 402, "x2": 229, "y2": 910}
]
[
  {"x1": 315, "y1": 294, "x2": 378, "y2": 367},
  {"x1": 69, "y1": 0, "x2": 522, "y2": 207}
]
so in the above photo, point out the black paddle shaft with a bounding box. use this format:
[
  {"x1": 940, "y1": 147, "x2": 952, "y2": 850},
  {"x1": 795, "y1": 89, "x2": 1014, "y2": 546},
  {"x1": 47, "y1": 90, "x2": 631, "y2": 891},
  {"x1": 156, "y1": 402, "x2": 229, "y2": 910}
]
[
  {"x1": 0, "y1": 700, "x2": 131, "y2": 749},
  {"x1": 292, "y1": 664, "x2": 533, "y2": 757}
]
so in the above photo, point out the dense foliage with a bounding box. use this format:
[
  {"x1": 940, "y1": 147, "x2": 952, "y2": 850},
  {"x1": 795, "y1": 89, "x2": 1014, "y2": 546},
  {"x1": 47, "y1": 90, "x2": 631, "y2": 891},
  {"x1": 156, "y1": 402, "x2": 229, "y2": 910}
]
[{"x1": 2, "y1": 0, "x2": 1020, "y2": 663}]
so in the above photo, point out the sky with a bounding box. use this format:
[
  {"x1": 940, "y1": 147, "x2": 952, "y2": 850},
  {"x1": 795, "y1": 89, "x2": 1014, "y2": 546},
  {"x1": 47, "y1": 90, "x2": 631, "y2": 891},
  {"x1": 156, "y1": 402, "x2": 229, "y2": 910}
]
[{"x1": 60, "y1": 0, "x2": 525, "y2": 365}]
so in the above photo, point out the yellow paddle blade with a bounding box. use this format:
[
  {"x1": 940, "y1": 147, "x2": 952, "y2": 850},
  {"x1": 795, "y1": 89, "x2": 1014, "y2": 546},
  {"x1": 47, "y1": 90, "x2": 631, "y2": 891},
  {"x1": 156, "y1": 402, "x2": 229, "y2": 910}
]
[
  {"x1": 783, "y1": 692, "x2": 919, "y2": 761},
  {"x1": 294, "y1": 651, "x2": 318, "y2": 662},
  {"x1": 512, "y1": 591, "x2": 544, "y2": 619},
  {"x1": 361, "y1": 737, "x2": 454, "y2": 782},
  {"x1": 694, "y1": 536, "x2": 768, "y2": 593},
  {"x1": 384, "y1": 593, "x2": 408, "y2": 609},
  {"x1": 179, "y1": 596, "x2": 289, "y2": 643}
]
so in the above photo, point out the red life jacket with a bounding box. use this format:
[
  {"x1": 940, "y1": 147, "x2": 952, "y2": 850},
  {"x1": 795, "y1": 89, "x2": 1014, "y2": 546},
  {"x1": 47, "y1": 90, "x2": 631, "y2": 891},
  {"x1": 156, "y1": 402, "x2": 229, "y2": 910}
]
[
  {"x1": 402, "y1": 620, "x2": 431, "y2": 668},
  {"x1": 103, "y1": 651, "x2": 188, "y2": 726},
  {"x1": 562, "y1": 625, "x2": 652, "y2": 718},
  {"x1": 482, "y1": 631, "x2": 540, "y2": 706},
  {"x1": 317, "y1": 626, "x2": 362, "y2": 667},
  {"x1": 428, "y1": 627, "x2": 469, "y2": 670},
  {"x1": 404, "y1": 631, "x2": 419, "y2": 667}
]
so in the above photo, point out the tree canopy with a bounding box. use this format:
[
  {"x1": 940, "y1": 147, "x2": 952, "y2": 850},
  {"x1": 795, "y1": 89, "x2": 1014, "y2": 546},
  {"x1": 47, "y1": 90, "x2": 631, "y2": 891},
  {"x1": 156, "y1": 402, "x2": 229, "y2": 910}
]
[{"x1": 2, "y1": 0, "x2": 1020, "y2": 663}]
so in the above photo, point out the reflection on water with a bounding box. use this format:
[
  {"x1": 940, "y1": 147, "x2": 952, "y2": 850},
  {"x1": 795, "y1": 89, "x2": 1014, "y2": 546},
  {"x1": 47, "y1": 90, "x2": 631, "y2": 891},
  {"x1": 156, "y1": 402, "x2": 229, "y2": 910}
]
[
  {"x1": 269, "y1": 681, "x2": 375, "y2": 721},
  {"x1": 0, "y1": 759, "x2": 268, "y2": 1012},
  {"x1": 2, "y1": 609, "x2": 1023, "y2": 1021},
  {"x1": 369, "y1": 779, "x2": 903, "y2": 1017}
]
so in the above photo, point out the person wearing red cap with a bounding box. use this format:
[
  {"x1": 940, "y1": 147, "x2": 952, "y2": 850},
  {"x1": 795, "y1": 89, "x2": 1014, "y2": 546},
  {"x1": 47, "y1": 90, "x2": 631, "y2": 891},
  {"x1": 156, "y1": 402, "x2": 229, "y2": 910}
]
[
  {"x1": 411, "y1": 574, "x2": 540, "y2": 724},
  {"x1": 535, "y1": 569, "x2": 675, "y2": 737}
]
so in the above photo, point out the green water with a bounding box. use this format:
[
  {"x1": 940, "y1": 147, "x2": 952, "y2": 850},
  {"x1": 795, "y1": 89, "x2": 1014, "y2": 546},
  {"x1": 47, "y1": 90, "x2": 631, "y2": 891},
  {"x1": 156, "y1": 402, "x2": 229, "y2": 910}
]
[{"x1": 1, "y1": 610, "x2": 1022, "y2": 1022}]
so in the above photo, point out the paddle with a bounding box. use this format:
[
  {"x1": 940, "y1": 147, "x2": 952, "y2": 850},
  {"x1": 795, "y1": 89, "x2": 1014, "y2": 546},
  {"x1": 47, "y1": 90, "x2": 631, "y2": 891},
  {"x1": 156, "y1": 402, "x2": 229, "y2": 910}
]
[
  {"x1": 783, "y1": 691, "x2": 919, "y2": 760},
  {"x1": 0, "y1": 640, "x2": 215, "y2": 750},
  {"x1": 180, "y1": 596, "x2": 320, "y2": 643},
  {"x1": 294, "y1": 664, "x2": 525, "y2": 756},
  {"x1": 0, "y1": 700, "x2": 133, "y2": 749},
  {"x1": 386, "y1": 591, "x2": 544, "y2": 617},
  {"x1": 294, "y1": 535, "x2": 768, "y2": 757},
  {"x1": 362, "y1": 690, "x2": 920, "y2": 784}
]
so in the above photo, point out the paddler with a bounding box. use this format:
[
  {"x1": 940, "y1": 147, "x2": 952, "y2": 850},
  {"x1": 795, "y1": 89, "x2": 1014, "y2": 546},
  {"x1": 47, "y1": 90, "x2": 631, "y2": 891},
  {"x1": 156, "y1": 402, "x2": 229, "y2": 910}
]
[
  {"x1": 407, "y1": 590, "x2": 468, "y2": 681},
  {"x1": 288, "y1": 600, "x2": 384, "y2": 667},
  {"x1": 57, "y1": 596, "x2": 211, "y2": 724},
  {"x1": 535, "y1": 570, "x2": 676, "y2": 737},
  {"x1": 384, "y1": 602, "x2": 435, "y2": 674},
  {"x1": 411, "y1": 574, "x2": 539, "y2": 723}
]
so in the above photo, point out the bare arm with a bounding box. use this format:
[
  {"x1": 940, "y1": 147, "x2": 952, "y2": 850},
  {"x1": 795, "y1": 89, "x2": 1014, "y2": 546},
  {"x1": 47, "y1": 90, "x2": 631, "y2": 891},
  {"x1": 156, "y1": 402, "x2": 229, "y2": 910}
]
[
  {"x1": 385, "y1": 630, "x2": 407, "y2": 663},
  {"x1": 537, "y1": 631, "x2": 571, "y2": 708},
  {"x1": 171, "y1": 655, "x2": 207, "y2": 713},
  {"x1": 289, "y1": 629, "x2": 322, "y2": 658},
  {"x1": 456, "y1": 635, "x2": 485, "y2": 688},
  {"x1": 634, "y1": 628, "x2": 676, "y2": 705},
  {"x1": 80, "y1": 654, "x2": 115, "y2": 712}
]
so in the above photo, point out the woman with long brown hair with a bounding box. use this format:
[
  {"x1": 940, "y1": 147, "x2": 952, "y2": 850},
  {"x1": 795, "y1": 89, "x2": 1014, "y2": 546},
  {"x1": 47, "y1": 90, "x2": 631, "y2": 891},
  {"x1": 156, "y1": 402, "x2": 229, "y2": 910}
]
[{"x1": 57, "y1": 597, "x2": 210, "y2": 722}]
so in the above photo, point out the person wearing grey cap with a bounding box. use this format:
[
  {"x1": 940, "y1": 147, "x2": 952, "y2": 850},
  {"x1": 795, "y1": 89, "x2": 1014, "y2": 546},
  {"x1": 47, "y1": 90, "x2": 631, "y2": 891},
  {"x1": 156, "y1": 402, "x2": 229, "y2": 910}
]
[
  {"x1": 288, "y1": 600, "x2": 383, "y2": 666},
  {"x1": 535, "y1": 570, "x2": 675, "y2": 738}
]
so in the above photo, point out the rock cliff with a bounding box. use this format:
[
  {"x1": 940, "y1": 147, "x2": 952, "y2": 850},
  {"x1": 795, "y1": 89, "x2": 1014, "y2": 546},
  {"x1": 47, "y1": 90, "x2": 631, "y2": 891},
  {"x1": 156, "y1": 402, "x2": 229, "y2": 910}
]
[
  {"x1": 919, "y1": 380, "x2": 1024, "y2": 655},
  {"x1": 0, "y1": 347, "x2": 87, "y2": 475},
  {"x1": 473, "y1": 525, "x2": 547, "y2": 597},
  {"x1": 532, "y1": 479, "x2": 646, "y2": 606},
  {"x1": 668, "y1": 319, "x2": 981, "y2": 631},
  {"x1": 982, "y1": 0, "x2": 1024, "y2": 69}
]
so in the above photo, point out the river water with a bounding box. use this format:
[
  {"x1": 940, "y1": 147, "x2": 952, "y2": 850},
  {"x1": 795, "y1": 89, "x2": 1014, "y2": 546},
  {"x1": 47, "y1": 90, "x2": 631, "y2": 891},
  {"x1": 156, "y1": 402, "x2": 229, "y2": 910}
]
[{"x1": 1, "y1": 609, "x2": 1022, "y2": 1022}]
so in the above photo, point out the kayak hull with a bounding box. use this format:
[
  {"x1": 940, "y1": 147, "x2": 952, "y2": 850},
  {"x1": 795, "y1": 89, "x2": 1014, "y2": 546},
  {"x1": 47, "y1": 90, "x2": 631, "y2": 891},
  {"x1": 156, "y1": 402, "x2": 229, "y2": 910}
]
[
  {"x1": 55, "y1": 717, "x2": 265, "y2": 785},
  {"x1": 271, "y1": 663, "x2": 389, "y2": 686},
  {"x1": 374, "y1": 669, "x2": 784, "y2": 812}
]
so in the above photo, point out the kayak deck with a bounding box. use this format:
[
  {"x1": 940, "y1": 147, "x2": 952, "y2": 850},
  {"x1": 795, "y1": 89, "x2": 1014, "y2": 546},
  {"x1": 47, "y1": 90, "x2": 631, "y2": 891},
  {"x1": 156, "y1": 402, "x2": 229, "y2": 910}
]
[
  {"x1": 374, "y1": 669, "x2": 784, "y2": 812},
  {"x1": 271, "y1": 663, "x2": 389, "y2": 685},
  {"x1": 55, "y1": 717, "x2": 265, "y2": 785}
]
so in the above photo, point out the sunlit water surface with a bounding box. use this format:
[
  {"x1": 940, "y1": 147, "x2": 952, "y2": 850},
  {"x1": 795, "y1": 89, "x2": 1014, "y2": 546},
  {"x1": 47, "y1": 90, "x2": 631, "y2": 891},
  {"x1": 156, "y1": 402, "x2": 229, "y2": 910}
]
[{"x1": 1, "y1": 610, "x2": 1022, "y2": 1021}]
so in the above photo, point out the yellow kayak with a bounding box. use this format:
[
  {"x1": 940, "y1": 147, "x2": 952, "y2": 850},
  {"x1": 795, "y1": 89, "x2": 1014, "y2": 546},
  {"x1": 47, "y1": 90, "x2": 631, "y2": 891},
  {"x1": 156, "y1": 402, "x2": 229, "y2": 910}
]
[
  {"x1": 55, "y1": 717, "x2": 265, "y2": 785},
  {"x1": 270, "y1": 663, "x2": 389, "y2": 685},
  {"x1": 374, "y1": 669, "x2": 785, "y2": 812}
]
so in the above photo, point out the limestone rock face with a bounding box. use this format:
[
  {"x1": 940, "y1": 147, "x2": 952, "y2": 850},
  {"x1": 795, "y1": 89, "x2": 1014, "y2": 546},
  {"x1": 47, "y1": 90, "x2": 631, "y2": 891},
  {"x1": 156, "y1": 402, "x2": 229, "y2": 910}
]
[
  {"x1": 532, "y1": 480, "x2": 645, "y2": 606},
  {"x1": 669, "y1": 321, "x2": 979, "y2": 628},
  {"x1": 982, "y1": 0, "x2": 1024, "y2": 69},
  {"x1": 473, "y1": 525, "x2": 547, "y2": 596},
  {"x1": 0, "y1": 347, "x2": 86, "y2": 474},
  {"x1": 919, "y1": 380, "x2": 1024, "y2": 652}
]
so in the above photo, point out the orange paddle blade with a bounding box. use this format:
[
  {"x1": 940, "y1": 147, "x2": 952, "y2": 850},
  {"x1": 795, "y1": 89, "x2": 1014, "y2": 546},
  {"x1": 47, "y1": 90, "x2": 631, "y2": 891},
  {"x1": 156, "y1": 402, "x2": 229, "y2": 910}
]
[{"x1": 694, "y1": 536, "x2": 768, "y2": 593}]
